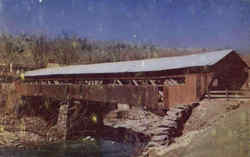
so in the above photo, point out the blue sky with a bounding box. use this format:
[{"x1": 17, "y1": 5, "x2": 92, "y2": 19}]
[{"x1": 0, "y1": 0, "x2": 250, "y2": 50}]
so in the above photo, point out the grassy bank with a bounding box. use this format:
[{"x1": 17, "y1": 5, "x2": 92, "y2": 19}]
[{"x1": 158, "y1": 101, "x2": 250, "y2": 157}]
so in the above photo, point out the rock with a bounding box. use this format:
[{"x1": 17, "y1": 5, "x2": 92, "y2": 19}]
[
  {"x1": 147, "y1": 141, "x2": 159, "y2": 147},
  {"x1": 167, "y1": 112, "x2": 183, "y2": 121},
  {"x1": 0, "y1": 131, "x2": 21, "y2": 147},
  {"x1": 169, "y1": 108, "x2": 186, "y2": 114},
  {"x1": 151, "y1": 136, "x2": 171, "y2": 146},
  {"x1": 117, "y1": 111, "x2": 129, "y2": 119},
  {"x1": 163, "y1": 116, "x2": 180, "y2": 122},
  {"x1": 151, "y1": 135, "x2": 169, "y2": 142},
  {"x1": 146, "y1": 127, "x2": 170, "y2": 136},
  {"x1": 177, "y1": 104, "x2": 192, "y2": 111},
  {"x1": 104, "y1": 103, "x2": 198, "y2": 156},
  {"x1": 158, "y1": 121, "x2": 178, "y2": 129},
  {"x1": 46, "y1": 125, "x2": 64, "y2": 142},
  {"x1": 117, "y1": 103, "x2": 130, "y2": 111},
  {"x1": 167, "y1": 110, "x2": 180, "y2": 115},
  {"x1": 226, "y1": 103, "x2": 240, "y2": 111},
  {"x1": 147, "y1": 148, "x2": 159, "y2": 157}
]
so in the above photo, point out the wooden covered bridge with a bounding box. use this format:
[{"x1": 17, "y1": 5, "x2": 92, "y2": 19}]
[{"x1": 14, "y1": 49, "x2": 248, "y2": 139}]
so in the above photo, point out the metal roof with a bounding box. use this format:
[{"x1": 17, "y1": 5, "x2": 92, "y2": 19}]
[{"x1": 24, "y1": 49, "x2": 234, "y2": 77}]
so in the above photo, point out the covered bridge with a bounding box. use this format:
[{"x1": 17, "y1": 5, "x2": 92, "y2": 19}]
[{"x1": 18, "y1": 49, "x2": 248, "y2": 113}]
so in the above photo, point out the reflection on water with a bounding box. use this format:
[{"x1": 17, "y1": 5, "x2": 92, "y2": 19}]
[{"x1": 0, "y1": 139, "x2": 135, "y2": 157}]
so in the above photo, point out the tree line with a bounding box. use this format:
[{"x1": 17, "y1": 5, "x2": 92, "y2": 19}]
[{"x1": 0, "y1": 33, "x2": 212, "y2": 67}]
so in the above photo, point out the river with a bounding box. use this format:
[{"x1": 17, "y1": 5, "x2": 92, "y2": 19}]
[{"x1": 0, "y1": 139, "x2": 136, "y2": 157}]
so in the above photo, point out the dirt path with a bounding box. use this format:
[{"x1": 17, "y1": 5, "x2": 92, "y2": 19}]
[{"x1": 183, "y1": 99, "x2": 241, "y2": 133}]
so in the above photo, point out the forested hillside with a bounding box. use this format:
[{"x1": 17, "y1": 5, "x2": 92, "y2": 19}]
[{"x1": 0, "y1": 33, "x2": 215, "y2": 67}]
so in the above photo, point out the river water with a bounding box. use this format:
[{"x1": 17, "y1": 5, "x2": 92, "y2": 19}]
[{"x1": 0, "y1": 139, "x2": 136, "y2": 157}]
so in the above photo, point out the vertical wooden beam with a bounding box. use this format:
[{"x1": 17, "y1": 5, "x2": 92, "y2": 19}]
[
  {"x1": 207, "y1": 89, "x2": 210, "y2": 100},
  {"x1": 226, "y1": 88, "x2": 229, "y2": 101},
  {"x1": 10, "y1": 63, "x2": 13, "y2": 73},
  {"x1": 163, "y1": 86, "x2": 169, "y2": 109}
]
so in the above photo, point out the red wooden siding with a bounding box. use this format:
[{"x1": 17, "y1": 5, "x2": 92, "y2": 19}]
[{"x1": 164, "y1": 73, "x2": 213, "y2": 108}]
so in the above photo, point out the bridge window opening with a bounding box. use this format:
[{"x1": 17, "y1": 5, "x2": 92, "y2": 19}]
[
  {"x1": 101, "y1": 80, "x2": 112, "y2": 85},
  {"x1": 158, "y1": 86, "x2": 164, "y2": 102},
  {"x1": 140, "y1": 80, "x2": 151, "y2": 85},
  {"x1": 86, "y1": 80, "x2": 91, "y2": 85},
  {"x1": 164, "y1": 77, "x2": 185, "y2": 86},
  {"x1": 149, "y1": 80, "x2": 156, "y2": 86},
  {"x1": 136, "y1": 80, "x2": 142, "y2": 85},
  {"x1": 112, "y1": 80, "x2": 123, "y2": 86},
  {"x1": 59, "y1": 80, "x2": 65, "y2": 84},
  {"x1": 132, "y1": 80, "x2": 139, "y2": 86},
  {"x1": 91, "y1": 80, "x2": 97, "y2": 85},
  {"x1": 175, "y1": 77, "x2": 185, "y2": 84},
  {"x1": 164, "y1": 80, "x2": 171, "y2": 86},
  {"x1": 143, "y1": 80, "x2": 151, "y2": 85},
  {"x1": 116, "y1": 80, "x2": 123, "y2": 86},
  {"x1": 136, "y1": 80, "x2": 145, "y2": 85},
  {"x1": 120, "y1": 80, "x2": 131, "y2": 85},
  {"x1": 155, "y1": 79, "x2": 164, "y2": 85},
  {"x1": 48, "y1": 80, "x2": 54, "y2": 85},
  {"x1": 98, "y1": 80, "x2": 103, "y2": 85}
]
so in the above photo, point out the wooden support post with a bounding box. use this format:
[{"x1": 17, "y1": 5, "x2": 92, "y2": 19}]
[
  {"x1": 9, "y1": 63, "x2": 12, "y2": 73},
  {"x1": 207, "y1": 89, "x2": 210, "y2": 100},
  {"x1": 149, "y1": 80, "x2": 156, "y2": 86},
  {"x1": 116, "y1": 80, "x2": 123, "y2": 86},
  {"x1": 226, "y1": 89, "x2": 229, "y2": 101},
  {"x1": 132, "y1": 80, "x2": 138, "y2": 86},
  {"x1": 165, "y1": 80, "x2": 171, "y2": 86},
  {"x1": 170, "y1": 79, "x2": 178, "y2": 85}
]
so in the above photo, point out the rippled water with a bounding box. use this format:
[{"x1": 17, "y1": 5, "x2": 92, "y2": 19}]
[{"x1": 0, "y1": 139, "x2": 135, "y2": 157}]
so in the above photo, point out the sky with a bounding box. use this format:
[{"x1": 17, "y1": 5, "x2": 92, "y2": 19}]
[{"x1": 0, "y1": 0, "x2": 250, "y2": 51}]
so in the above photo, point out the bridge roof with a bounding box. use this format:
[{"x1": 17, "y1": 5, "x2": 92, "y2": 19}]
[{"x1": 24, "y1": 49, "x2": 234, "y2": 77}]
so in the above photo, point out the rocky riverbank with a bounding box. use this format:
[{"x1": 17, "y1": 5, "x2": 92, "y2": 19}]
[
  {"x1": 0, "y1": 112, "x2": 49, "y2": 149},
  {"x1": 0, "y1": 101, "x2": 198, "y2": 157},
  {"x1": 104, "y1": 103, "x2": 199, "y2": 156}
]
